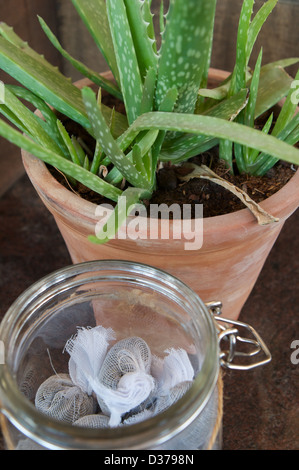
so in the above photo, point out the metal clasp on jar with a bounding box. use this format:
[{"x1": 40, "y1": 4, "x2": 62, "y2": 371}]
[{"x1": 205, "y1": 301, "x2": 272, "y2": 371}]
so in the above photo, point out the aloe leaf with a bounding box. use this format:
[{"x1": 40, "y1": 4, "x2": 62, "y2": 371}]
[
  {"x1": 89, "y1": 187, "x2": 150, "y2": 245},
  {"x1": 262, "y1": 58, "x2": 299, "y2": 70},
  {"x1": 106, "y1": 0, "x2": 143, "y2": 125},
  {"x1": 125, "y1": 112, "x2": 299, "y2": 167},
  {"x1": 247, "y1": 112, "x2": 273, "y2": 164},
  {"x1": 3, "y1": 86, "x2": 64, "y2": 156},
  {"x1": 0, "y1": 36, "x2": 90, "y2": 129},
  {"x1": 219, "y1": 139, "x2": 233, "y2": 172},
  {"x1": 82, "y1": 86, "x2": 152, "y2": 190},
  {"x1": 0, "y1": 22, "x2": 56, "y2": 69},
  {"x1": 229, "y1": 0, "x2": 254, "y2": 96},
  {"x1": 159, "y1": 0, "x2": 165, "y2": 35},
  {"x1": 142, "y1": 0, "x2": 157, "y2": 53},
  {"x1": 271, "y1": 69, "x2": 299, "y2": 137},
  {"x1": 6, "y1": 84, "x2": 69, "y2": 155},
  {"x1": 155, "y1": 0, "x2": 217, "y2": 114},
  {"x1": 250, "y1": 112, "x2": 299, "y2": 175},
  {"x1": 123, "y1": 0, "x2": 158, "y2": 80},
  {"x1": 38, "y1": 16, "x2": 123, "y2": 101},
  {"x1": 71, "y1": 0, "x2": 120, "y2": 85},
  {"x1": 0, "y1": 32, "x2": 128, "y2": 136},
  {"x1": 254, "y1": 64, "x2": 296, "y2": 118},
  {"x1": 72, "y1": 136, "x2": 87, "y2": 166},
  {"x1": 0, "y1": 118, "x2": 122, "y2": 202},
  {"x1": 247, "y1": 0, "x2": 278, "y2": 63},
  {"x1": 0, "y1": 105, "x2": 29, "y2": 135},
  {"x1": 245, "y1": 49, "x2": 263, "y2": 128},
  {"x1": 140, "y1": 66, "x2": 157, "y2": 114},
  {"x1": 159, "y1": 89, "x2": 249, "y2": 162},
  {"x1": 57, "y1": 120, "x2": 82, "y2": 165}
]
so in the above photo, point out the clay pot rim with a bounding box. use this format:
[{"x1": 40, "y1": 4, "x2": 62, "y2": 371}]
[
  {"x1": 22, "y1": 68, "x2": 299, "y2": 238},
  {"x1": 22, "y1": 148, "x2": 299, "y2": 232}
]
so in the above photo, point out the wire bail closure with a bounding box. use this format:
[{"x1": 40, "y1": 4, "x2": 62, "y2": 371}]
[{"x1": 205, "y1": 301, "x2": 272, "y2": 371}]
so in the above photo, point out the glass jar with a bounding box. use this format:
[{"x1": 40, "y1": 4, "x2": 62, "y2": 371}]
[{"x1": 0, "y1": 260, "x2": 269, "y2": 451}]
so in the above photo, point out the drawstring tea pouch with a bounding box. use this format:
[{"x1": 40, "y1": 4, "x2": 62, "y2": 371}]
[{"x1": 35, "y1": 326, "x2": 196, "y2": 429}]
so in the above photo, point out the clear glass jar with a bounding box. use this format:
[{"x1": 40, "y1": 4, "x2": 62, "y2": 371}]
[{"x1": 0, "y1": 260, "x2": 221, "y2": 450}]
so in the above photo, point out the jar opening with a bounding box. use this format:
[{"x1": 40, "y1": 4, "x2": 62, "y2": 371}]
[{"x1": 0, "y1": 260, "x2": 219, "y2": 450}]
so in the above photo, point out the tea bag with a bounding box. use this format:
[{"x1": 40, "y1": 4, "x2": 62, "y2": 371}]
[
  {"x1": 151, "y1": 348, "x2": 195, "y2": 393},
  {"x1": 74, "y1": 413, "x2": 110, "y2": 429},
  {"x1": 35, "y1": 374, "x2": 97, "y2": 424},
  {"x1": 65, "y1": 325, "x2": 116, "y2": 394},
  {"x1": 95, "y1": 337, "x2": 156, "y2": 427}
]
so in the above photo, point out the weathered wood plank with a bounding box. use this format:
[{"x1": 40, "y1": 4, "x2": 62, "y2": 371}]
[{"x1": 0, "y1": 0, "x2": 62, "y2": 197}]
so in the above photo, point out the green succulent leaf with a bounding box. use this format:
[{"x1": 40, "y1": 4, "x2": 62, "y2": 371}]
[
  {"x1": 0, "y1": 118, "x2": 122, "y2": 202},
  {"x1": 254, "y1": 63, "x2": 296, "y2": 118},
  {"x1": 5, "y1": 85, "x2": 69, "y2": 156},
  {"x1": 247, "y1": 0, "x2": 278, "y2": 63},
  {"x1": 2, "y1": 86, "x2": 64, "y2": 156},
  {"x1": 0, "y1": 35, "x2": 90, "y2": 129},
  {"x1": 160, "y1": 89, "x2": 249, "y2": 162},
  {"x1": 123, "y1": 0, "x2": 158, "y2": 80},
  {"x1": 142, "y1": 0, "x2": 157, "y2": 52},
  {"x1": 0, "y1": 30, "x2": 129, "y2": 136},
  {"x1": 155, "y1": 0, "x2": 217, "y2": 114},
  {"x1": 89, "y1": 187, "x2": 150, "y2": 245},
  {"x1": 71, "y1": 0, "x2": 120, "y2": 85},
  {"x1": 0, "y1": 22, "x2": 56, "y2": 69},
  {"x1": 229, "y1": 0, "x2": 254, "y2": 96},
  {"x1": 57, "y1": 120, "x2": 82, "y2": 165},
  {"x1": 140, "y1": 66, "x2": 157, "y2": 114},
  {"x1": 82, "y1": 86, "x2": 153, "y2": 190},
  {"x1": 272, "y1": 68, "x2": 299, "y2": 137},
  {"x1": 38, "y1": 16, "x2": 123, "y2": 101},
  {"x1": 124, "y1": 111, "x2": 299, "y2": 167},
  {"x1": 106, "y1": 0, "x2": 143, "y2": 125}
]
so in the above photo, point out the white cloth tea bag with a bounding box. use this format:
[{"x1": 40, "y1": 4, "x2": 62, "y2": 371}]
[{"x1": 35, "y1": 374, "x2": 97, "y2": 424}]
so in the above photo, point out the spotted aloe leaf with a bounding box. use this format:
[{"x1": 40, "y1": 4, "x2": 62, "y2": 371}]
[
  {"x1": 106, "y1": 0, "x2": 144, "y2": 125},
  {"x1": 0, "y1": 35, "x2": 90, "y2": 128},
  {"x1": 0, "y1": 22, "x2": 56, "y2": 68},
  {"x1": 229, "y1": 0, "x2": 279, "y2": 98},
  {"x1": 246, "y1": 0, "x2": 278, "y2": 63},
  {"x1": 1, "y1": 86, "x2": 64, "y2": 156},
  {"x1": 155, "y1": 0, "x2": 217, "y2": 114},
  {"x1": 159, "y1": 89, "x2": 249, "y2": 162},
  {"x1": 88, "y1": 187, "x2": 150, "y2": 245},
  {"x1": 38, "y1": 16, "x2": 122, "y2": 101},
  {"x1": 5, "y1": 85, "x2": 69, "y2": 156},
  {"x1": 123, "y1": 0, "x2": 158, "y2": 80},
  {"x1": 82, "y1": 86, "x2": 154, "y2": 192},
  {"x1": 0, "y1": 29, "x2": 128, "y2": 136},
  {"x1": 229, "y1": 0, "x2": 255, "y2": 96},
  {"x1": 0, "y1": 118, "x2": 122, "y2": 202},
  {"x1": 71, "y1": 0, "x2": 120, "y2": 85},
  {"x1": 122, "y1": 111, "x2": 299, "y2": 167}
]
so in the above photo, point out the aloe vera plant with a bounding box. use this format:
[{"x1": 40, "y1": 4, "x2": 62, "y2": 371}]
[{"x1": 0, "y1": 0, "x2": 298, "y2": 242}]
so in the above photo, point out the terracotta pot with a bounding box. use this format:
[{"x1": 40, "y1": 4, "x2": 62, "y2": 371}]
[{"x1": 22, "y1": 70, "x2": 299, "y2": 320}]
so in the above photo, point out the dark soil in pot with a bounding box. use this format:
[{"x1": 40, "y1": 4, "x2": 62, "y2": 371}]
[{"x1": 51, "y1": 94, "x2": 297, "y2": 219}]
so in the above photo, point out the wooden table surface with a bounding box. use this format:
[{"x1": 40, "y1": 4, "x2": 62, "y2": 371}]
[{"x1": 0, "y1": 173, "x2": 298, "y2": 451}]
